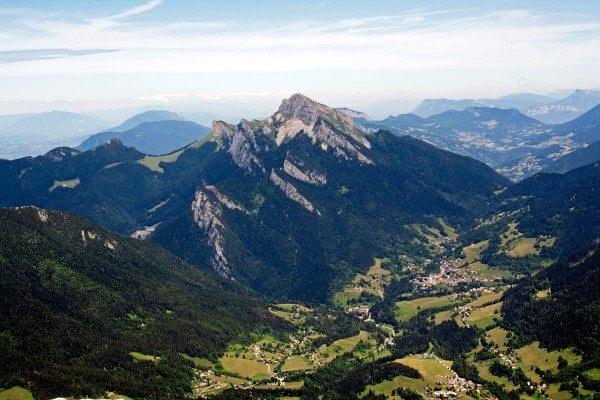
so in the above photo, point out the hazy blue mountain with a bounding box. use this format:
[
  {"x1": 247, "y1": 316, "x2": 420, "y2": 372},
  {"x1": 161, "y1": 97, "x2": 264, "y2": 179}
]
[
  {"x1": 0, "y1": 134, "x2": 86, "y2": 160},
  {"x1": 0, "y1": 110, "x2": 107, "y2": 137},
  {"x1": 106, "y1": 109, "x2": 186, "y2": 132},
  {"x1": 412, "y1": 98, "x2": 493, "y2": 117},
  {"x1": 411, "y1": 92, "x2": 554, "y2": 117},
  {"x1": 491, "y1": 92, "x2": 556, "y2": 109},
  {"x1": 0, "y1": 113, "x2": 33, "y2": 131},
  {"x1": 358, "y1": 98, "x2": 421, "y2": 120},
  {"x1": 76, "y1": 120, "x2": 209, "y2": 155},
  {"x1": 335, "y1": 107, "x2": 372, "y2": 121},
  {"x1": 362, "y1": 104, "x2": 600, "y2": 180},
  {"x1": 525, "y1": 89, "x2": 600, "y2": 124},
  {"x1": 0, "y1": 111, "x2": 107, "y2": 159}
]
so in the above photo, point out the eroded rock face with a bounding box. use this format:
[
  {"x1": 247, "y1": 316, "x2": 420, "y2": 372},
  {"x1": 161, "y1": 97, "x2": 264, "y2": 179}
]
[
  {"x1": 191, "y1": 185, "x2": 252, "y2": 278},
  {"x1": 311, "y1": 117, "x2": 373, "y2": 164},
  {"x1": 270, "y1": 170, "x2": 320, "y2": 215},
  {"x1": 211, "y1": 121, "x2": 265, "y2": 174},
  {"x1": 195, "y1": 93, "x2": 376, "y2": 275},
  {"x1": 283, "y1": 156, "x2": 326, "y2": 186},
  {"x1": 209, "y1": 93, "x2": 373, "y2": 172},
  {"x1": 191, "y1": 189, "x2": 232, "y2": 278},
  {"x1": 205, "y1": 185, "x2": 250, "y2": 214},
  {"x1": 274, "y1": 94, "x2": 372, "y2": 163}
]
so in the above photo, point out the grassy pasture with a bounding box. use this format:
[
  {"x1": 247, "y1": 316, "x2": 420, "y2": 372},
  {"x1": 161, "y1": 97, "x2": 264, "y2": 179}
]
[
  {"x1": 485, "y1": 327, "x2": 509, "y2": 350},
  {"x1": 434, "y1": 310, "x2": 454, "y2": 325},
  {"x1": 465, "y1": 291, "x2": 503, "y2": 308},
  {"x1": 466, "y1": 302, "x2": 502, "y2": 329},
  {"x1": 515, "y1": 342, "x2": 581, "y2": 371},
  {"x1": 180, "y1": 354, "x2": 214, "y2": 368},
  {"x1": 137, "y1": 150, "x2": 184, "y2": 172},
  {"x1": 396, "y1": 355, "x2": 454, "y2": 383},
  {"x1": 49, "y1": 178, "x2": 80, "y2": 192},
  {"x1": 0, "y1": 387, "x2": 33, "y2": 400},
  {"x1": 281, "y1": 355, "x2": 313, "y2": 372},
  {"x1": 320, "y1": 331, "x2": 370, "y2": 361},
  {"x1": 438, "y1": 218, "x2": 458, "y2": 240},
  {"x1": 584, "y1": 368, "x2": 600, "y2": 379},
  {"x1": 461, "y1": 241, "x2": 511, "y2": 279},
  {"x1": 470, "y1": 262, "x2": 512, "y2": 279},
  {"x1": 395, "y1": 296, "x2": 459, "y2": 322},
  {"x1": 129, "y1": 351, "x2": 160, "y2": 362},
  {"x1": 210, "y1": 374, "x2": 249, "y2": 386},
  {"x1": 462, "y1": 240, "x2": 489, "y2": 264},
  {"x1": 334, "y1": 259, "x2": 391, "y2": 308},
  {"x1": 219, "y1": 355, "x2": 270, "y2": 380},
  {"x1": 333, "y1": 288, "x2": 363, "y2": 308},
  {"x1": 273, "y1": 303, "x2": 311, "y2": 313},
  {"x1": 477, "y1": 363, "x2": 519, "y2": 391},
  {"x1": 361, "y1": 375, "x2": 426, "y2": 398},
  {"x1": 499, "y1": 222, "x2": 556, "y2": 257}
]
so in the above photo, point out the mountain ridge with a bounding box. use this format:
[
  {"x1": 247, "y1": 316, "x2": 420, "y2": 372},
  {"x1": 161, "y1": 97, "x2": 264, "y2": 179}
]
[
  {"x1": 359, "y1": 104, "x2": 600, "y2": 180},
  {"x1": 76, "y1": 120, "x2": 210, "y2": 155}
]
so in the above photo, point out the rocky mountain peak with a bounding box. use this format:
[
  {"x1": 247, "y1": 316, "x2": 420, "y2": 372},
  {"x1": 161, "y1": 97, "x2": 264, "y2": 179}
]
[
  {"x1": 205, "y1": 94, "x2": 373, "y2": 174},
  {"x1": 277, "y1": 93, "x2": 353, "y2": 127}
]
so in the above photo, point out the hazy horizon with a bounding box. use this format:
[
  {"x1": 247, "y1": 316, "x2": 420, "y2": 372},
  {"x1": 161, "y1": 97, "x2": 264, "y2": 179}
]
[{"x1": 1, "y1": 0, "x2": 599, "y2": 117}]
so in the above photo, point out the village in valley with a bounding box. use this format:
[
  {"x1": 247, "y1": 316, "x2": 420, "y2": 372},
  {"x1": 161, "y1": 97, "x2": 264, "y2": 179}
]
[{"x1": 132, "y1": 219, "x2": 581, "y2": 400}]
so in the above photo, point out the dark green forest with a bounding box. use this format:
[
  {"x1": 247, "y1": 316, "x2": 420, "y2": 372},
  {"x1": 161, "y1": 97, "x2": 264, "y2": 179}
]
[{"x1": 0, "y1": 207, "x2": 285, "y2": 399}]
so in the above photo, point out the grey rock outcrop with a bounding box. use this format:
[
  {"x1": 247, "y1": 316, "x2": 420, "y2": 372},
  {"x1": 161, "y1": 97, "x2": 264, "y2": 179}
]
[
  {"x1": 270, "y1": 169, "x2": 320, "y2": 215},
  {"x1": 283, "y1": 156, "x2": 326, "y2": 185},
  {"x1": 191, "y1": 189, "x2": 232, "y2": 278}
]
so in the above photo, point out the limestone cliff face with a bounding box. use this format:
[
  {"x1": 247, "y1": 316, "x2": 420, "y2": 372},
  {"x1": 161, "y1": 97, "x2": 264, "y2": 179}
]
[
  {"x1": 190, "y1": 185, "x2": 251, "y2": 278},
  {"x1": 191, "y1": 189, "x2": 231, "y2": 278},
  {"x1": 270, "y1": 170, "x2": 320, "y2": 215},
  {"x1": 273, "y1": 94, "x2": 373, "y2": 163},
  {"x1": 209, "y1": 93, "x2": 373, "y2": 172},
  {"x1": 205, "y1": 185, "x2": 249, "y2": 214},
  {"x1": 211, "y1": 121, "x2": 265, "y2": 174},
  {"x1": 194, "y1": 93, "x2": 375, "y2": 277},
  {"x1": 283, "y1": 156, "x2": 326, "y2": 185}
]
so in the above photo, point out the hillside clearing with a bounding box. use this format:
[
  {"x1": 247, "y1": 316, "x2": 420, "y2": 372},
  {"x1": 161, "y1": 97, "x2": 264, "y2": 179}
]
[{"x1": 0, "y1": 387, "x2": 33, "y2": 400}]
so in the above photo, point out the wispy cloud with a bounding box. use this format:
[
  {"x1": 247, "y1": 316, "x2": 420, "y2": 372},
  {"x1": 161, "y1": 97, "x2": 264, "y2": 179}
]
[
  {"x1": 0, "y1": 1, "x2": 598, "y2": 106},
  {"x1": 104, "y1": 0, "x2": 162, "y2": 21},
  {"x1": 0, "y1": 49, "x2": 117, "y2": 63},
  {"x1": 138, "y1": 91, "x2": 292, "y2": 103},
  {"x1": 0, "y1": 4, "x2": 597, "y2": 75}
]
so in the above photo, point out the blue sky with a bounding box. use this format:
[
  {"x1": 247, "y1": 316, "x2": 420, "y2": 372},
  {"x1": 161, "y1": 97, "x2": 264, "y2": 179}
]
[{"x1": 1, "y1": 0, "x2": 599, "y2": 115}]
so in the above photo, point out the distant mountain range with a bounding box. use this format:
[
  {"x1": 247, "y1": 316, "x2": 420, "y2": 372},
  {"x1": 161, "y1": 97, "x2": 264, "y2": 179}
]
[
  {"x1": 0, "y1": 111, "x2": 108, "y2": 159},
  {"x1": 412, "y1": 89, "x2": 600, "y2": 124},
  {"x1": 526, "y1": 89, "x2": 600, "y2": 124},
  {"x1": 412, "y1": 92, "x2": 555, "y2": 118},
  {"x1": 77, "y1": 118, "x2": 210, "y2": 155},
  {"x1": 0, "y1": 109, "x2": 210, "y2": 159},
  {"x1": 358, "y1": 104, "x2": 600, "y2": 180},
  {"x1": 0, "y1": 110, "x2": 107, "y2": 137},
  {"x1": 104, "y1": 110, "x2": 186, "y2": 132}
]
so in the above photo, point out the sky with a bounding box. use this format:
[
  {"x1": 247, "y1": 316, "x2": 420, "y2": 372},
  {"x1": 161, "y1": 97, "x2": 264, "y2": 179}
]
[{"x1": 1, "y1": 0, "x2": 600, "y2": 116}]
